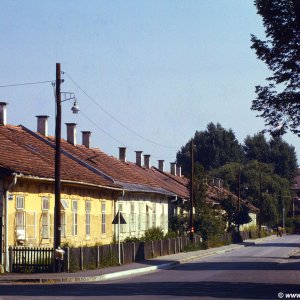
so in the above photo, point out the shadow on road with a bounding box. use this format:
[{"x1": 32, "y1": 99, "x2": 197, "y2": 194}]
[{"x1": 0, "y1": 281, "x2": 299, "y2": 299}]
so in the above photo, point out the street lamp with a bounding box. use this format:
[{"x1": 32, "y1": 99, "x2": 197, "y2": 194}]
[{"x1": 54, "y1": 63, "x2": 79, "y2": 272}]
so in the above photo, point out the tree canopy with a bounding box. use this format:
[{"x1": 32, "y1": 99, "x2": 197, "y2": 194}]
[
  {"x1": 244, "y1": 133, "x2": 298, "y2": 182},
  {"x1": 251, "y1": 0, "x2": 300, "y2": 135},
  {"x1": 176, "y1": 123, "x2": 244, "y2": 175}
]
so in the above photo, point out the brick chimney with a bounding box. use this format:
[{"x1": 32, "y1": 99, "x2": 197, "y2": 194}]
[
  {"x1": 0, "y1": 102, "x2": 8, "y2": 125},
  {"x1": 170, "y1": 162, "x2": 177, "y2": 176},
  {"x1": 82, "y1": 131, "x2": 91, "y2": 148},
  {"x1": 36, "y1": 115, "x2": 49, "y2": 136},
  {"x1": 119, "y1": 147, "x2": 126, "y2": 162},
  {"x1": 65, "y1": 123, "x2": 77, "y2": 146},
  {"x1": 158, "y1": 160, "x2": 164, "y2": 172},
  {"x1": 176, "y1": 165, "x2": 182, "y2": 177},
  {"x1": 135, "y1": 151, "x2": 143, "y2": 166},
  {"x1": 144, "y1": 154, "x2": 151, "y2": 169}
]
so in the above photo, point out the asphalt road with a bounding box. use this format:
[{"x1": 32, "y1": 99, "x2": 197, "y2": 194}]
[{"x1": 1, "y1": 235, "x2": 300, "y2": 300}]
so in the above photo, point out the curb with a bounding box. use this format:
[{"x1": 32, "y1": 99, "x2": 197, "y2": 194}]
[{"x1": 0, "y1": 236, "x2": 276, "y2": 284}]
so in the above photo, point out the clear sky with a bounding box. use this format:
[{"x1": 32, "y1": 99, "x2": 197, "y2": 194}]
[{"x1": 1, "y1": 0, "x2": 299, "y2": 169}]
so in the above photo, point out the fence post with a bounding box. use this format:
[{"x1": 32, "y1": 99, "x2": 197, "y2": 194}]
[
  {"x1": 151, "y1": 241, "x2": 154, "y2": 258},
  {"x1": 133, "y1": 243, "x2": 135, "y2": 262},
  {"x1": 160, "y1": 240, "x2": 163, "y2": 256},
  {"x1": 65, "y1": 247, "x2": 69, "y2": 272},
  {"x1": 96, "y1": 246, "x2": 100, "y2": 268},
  {"x1": 168, "y1": 238, "x2": 170, "y2": 254},
  {"x1": 80, "y1": 247, "x2": 83, "y2": 271},
  {"x1": 8, "y1": 247, "x2": 12, "y2": 273},
  {"x1": 174, "y1": 238, "x2": 177, "y2": 253},
  {"x1": 121, "y1": 243, "x2": 124, "y2": 264}
]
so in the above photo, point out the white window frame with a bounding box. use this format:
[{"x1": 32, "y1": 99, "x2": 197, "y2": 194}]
[
  {"x1": 152, "y1": 203, "x2": 156, "y2": 228},
  {"x1": 130, "y1": 203, "x2": 136, "y2": 232},
  {"x1": 86, "y1": 201, "x2": 91, "y2": 236},
  {"x1": 16, "y1": 195, "x2": 25, "y2": 210},
  {"x1": 61, "y1": 211, "x2": 66, "y2": 238},
  {"x1": 41, "y1": 212, "x2": 50, "y2": 239},
  {"x1": 16, "y1": 211, "x2": 25, "y2": 232},
  {"x1": 101, "y1": 202, "x2": 106, "y2": 234},
  {"x1": 42, "y1": 197, "x2": 50, "y2": 211},
  {"x1": 72, "y1": 200, "x2": 78, "y2": 236}
]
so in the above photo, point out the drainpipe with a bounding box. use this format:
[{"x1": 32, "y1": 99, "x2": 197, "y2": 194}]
[{"x1": 4, "y1": 173, "x2": 17, "y2": 272}]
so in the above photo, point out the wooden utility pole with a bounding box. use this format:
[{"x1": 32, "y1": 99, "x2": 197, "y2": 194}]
[
  {"x1": 54, "y1": 63, "x2": 62, "y2": 254},
  {"x1": 237, "y1": 165, "x2": 241, "y2": 232},
  {"x1": 189, "y1": 139, "x2": 194, "y2": 242}
]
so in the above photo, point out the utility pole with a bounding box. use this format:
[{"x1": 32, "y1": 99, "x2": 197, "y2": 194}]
[
  {"x1": 54, "y1": 63, "x2": 62, "y2": 257},
  {"x1": 237, "y1": 165, "x2": 241, "y2": 232},
  {"x1": 189, "y1": 138, "x2": 194, "y2": 242}
]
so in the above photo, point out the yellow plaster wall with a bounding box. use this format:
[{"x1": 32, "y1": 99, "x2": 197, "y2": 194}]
[{"x1": 7, "y1": 179, "x2": 115, "y2": 247}]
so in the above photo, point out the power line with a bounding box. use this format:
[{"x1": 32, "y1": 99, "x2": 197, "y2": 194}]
[
  {"x1": 80, "y1": 109, "x2": 175, "y2": 161},
  {"x1": 63, "y1": 72, "x2": 177, "y2": 150},
  {"x1": 0, "y1": 80, "x2": 54, "y2": 88}
]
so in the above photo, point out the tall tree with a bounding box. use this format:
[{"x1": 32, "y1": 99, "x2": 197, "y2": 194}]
[
  {"x1": 176, "y1": 123, "x2": 244, "y2": 174},
  {"x1": 210, "y1": 160, "x2": 292, "y2": 227},
  {"x1": 269, "y1": 137, "x2": 298, "y2": 182},
  {"x1": 244, "y1": 134, "x2": 298, "y2": 182},
  {"x1": 251, "y1": 0, "x2": 300, "y2": 135},
  {"x1": 244, "y1": 133, "x2": 270, "y2": 162}
]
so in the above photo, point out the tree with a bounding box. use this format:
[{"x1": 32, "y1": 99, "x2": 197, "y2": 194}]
[
  {"x1": 269, "y1": 137, "x2": 298, "y2": 182},
  {"x1": 176, "y1": 123, "x2": 244, "y2": 175},
  {"x1": 221, "y1": 195, "x2": 251, "y2": 232},
  {"x1": 251, "y1": 0, "x2": 300, "y2": 135},
  {"x1": 210, "y1": 160, "x2": 292, "y2": 227},
  {"x1": 244, "y1": 133, "x2": 270, "y2": 162},
  {"x1": 244, "y1": 134, "x2": 298, "y2": 183}
]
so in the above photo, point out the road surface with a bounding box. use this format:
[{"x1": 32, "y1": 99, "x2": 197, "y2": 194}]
[{"x1": 0, "y1": 235, "x2": 300, "y2": 300}]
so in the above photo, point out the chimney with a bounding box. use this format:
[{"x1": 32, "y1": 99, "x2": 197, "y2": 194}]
[
  {"x1": 144, "y1": 154, "x2": 151, "y2": 169},
  {"x1": 36, "y1": 115, "x2": 49, "y2": 136},
  {"x1": 170, "y1": 162, "x2": 177, "y2": 176},
  {"x1": 135, "y1": 151, "x2": 143, "y2": 166},
  {"x1": 82, "y1": 131, "x2": 91, "y2": 148},
  {"x1": 65, "y1": 123, "x2": 77, "y2": 146},
  {"x1": 158, "y1": 160, "x2": 164, "y2": 172},
  {"x1": 0, "y1": 102, "x2": 8, "y2": 125},
  {"x1": 119, "y1": 147, "x2": 126, "y2": 162},
  {"x1": 176, "y1": 165, "x2": 182, "y2": 177}
]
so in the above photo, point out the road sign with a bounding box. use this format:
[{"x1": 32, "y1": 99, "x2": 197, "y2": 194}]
[{"x1": 112, "y1": 212, "x2": 126, "y2": 224}]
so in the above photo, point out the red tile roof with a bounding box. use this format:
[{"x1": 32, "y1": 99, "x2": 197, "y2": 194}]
[{"x1": 0, "y1": 125, "x2": 118, "y2": 189}]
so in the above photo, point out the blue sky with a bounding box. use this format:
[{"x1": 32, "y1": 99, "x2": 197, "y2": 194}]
[{"x1": 1, "y1": 1, "x2": 299, "y2": 167}]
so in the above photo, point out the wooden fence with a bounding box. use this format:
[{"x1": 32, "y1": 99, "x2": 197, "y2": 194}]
[
  {"x1": 8, "y1": 231, "x2": 262, "y2": 273},
  {"x1": 64, "y1": 235, "x2": 202, "y2": 272},
  {"x1": 9, "y1": 246, "x2": 54, "y2": 273}
]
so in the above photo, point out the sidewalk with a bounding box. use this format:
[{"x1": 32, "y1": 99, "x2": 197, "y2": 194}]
[{"x1": 0, "y1": 235, "x2": 277, "y2": 284}]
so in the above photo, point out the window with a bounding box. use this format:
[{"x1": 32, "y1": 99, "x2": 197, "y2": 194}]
[
  {"x1": 41, "y1": 212, "x2": 50, "y2": 238},
  {"x1": 16, "y1": 195, "x2": 25, "y2": 210},
  {"x1": 138, "y1": 203, "x2": 143, "y2": 231},
  {"x1": 42, "y1": 197, "x2": 50, "y2": 211},
  {"x1": 16, "y1": 196, "x2": 25, "y2": 240},
  {"x1": 101, "y1": 202, "x2": 106, "y2": 234},
  {"x1": 152, "y1": 203, "x2": 156, "y2": 228},
  {"x1": 16, "y1": 211, "x2": 25, "y2": 231},
  {"x1": 72, "y1": 200, "x2": 78, "y2": 236},
  {"x1": 86, "y1": 201, "x2": 91, "y2": 236},
  {"x1": 61, "y1": 212, "x2": 66, "y2": 238},
  {"x1": 130, "y1": 203, "x2": 136, "y2": 232},
  {"x1": 161, "y1": 204, "x2": 166, "y2": 230}
]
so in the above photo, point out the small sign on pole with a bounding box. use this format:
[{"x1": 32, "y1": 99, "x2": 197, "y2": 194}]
[{"x1": 112, "y1": 211, "x2": 126, "y2": 265}]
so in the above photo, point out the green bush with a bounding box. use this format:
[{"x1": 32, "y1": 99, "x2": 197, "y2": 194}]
[{"x1": 143, "y1": 227, "x2": 165, "y2": 241}]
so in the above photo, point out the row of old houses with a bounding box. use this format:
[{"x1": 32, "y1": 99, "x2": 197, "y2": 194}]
[{"x1": 0, "y1": 102, "x2": 258, "y2": 272}]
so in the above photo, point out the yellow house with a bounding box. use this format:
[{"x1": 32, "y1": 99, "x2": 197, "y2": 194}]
[
  {"x1": 0, "y1": 109, "x2": 122, "y2": 272},
  {"x1": 7, "y1": 179, "x2": 117, "y2": 248}
]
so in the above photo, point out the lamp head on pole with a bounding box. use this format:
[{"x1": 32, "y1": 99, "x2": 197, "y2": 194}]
[{"x1": 71, "y1": 98, "x2": 80, "y2": 114}]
